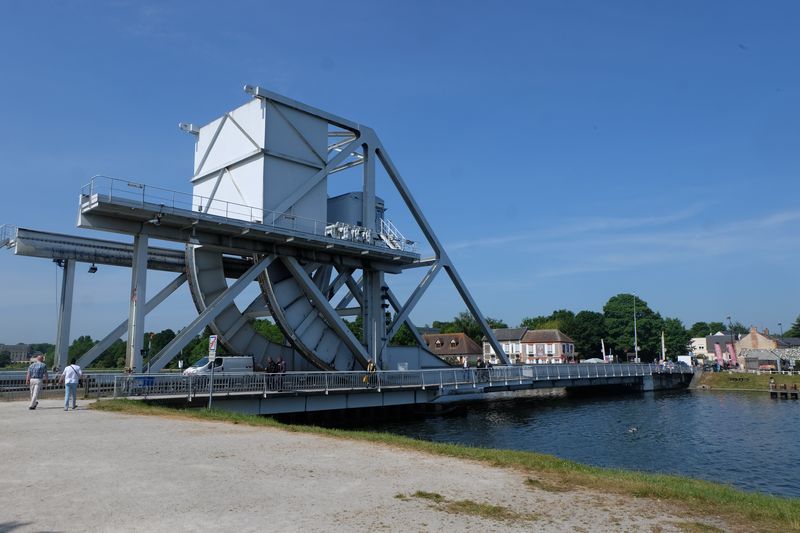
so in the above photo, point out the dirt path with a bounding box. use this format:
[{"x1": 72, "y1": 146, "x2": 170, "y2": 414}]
[{"x1": 0, "y1": 399, "x2": 729, "y2": 532}]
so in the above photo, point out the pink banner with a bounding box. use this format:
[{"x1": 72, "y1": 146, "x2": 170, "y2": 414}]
[
  {"x1": 713, "y1": 343, "x2": 724, "y2": 365},
  {"x1": 726, "y1": 343, "x2": 738, "y2": 366}
]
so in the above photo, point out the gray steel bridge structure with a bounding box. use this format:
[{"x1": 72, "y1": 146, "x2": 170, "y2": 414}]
[
  {"x1": 0, "y1": 364, "x2": 694, "y2": 415},
  {"x1": 1, "y1": 86, "x2": 509, "y2": 373}
]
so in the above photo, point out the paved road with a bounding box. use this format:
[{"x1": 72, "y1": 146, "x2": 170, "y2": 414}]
[{"x1": 0, "y1": 399, "x2": 726, "y2": 532}]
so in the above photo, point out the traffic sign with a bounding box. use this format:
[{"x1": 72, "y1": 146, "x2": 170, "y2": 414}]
[{"x1": 208, "y1": 334, "x2": 218, "y2": 361}]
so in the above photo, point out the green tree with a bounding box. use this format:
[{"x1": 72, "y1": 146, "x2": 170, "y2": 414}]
[
  {"x1": 519, "y1": 315, "x2": 549, "y2": 329},
  {"x1": 147, "y1": 329, "x2": 176, "y2": 356},
  {"x1": 688, "y1": 322, "x2": 710, "y2": 338},
  {"x1": 520, "y1": 310, "x2": 576, "y2": 337},
  {"x1": 570, "y1": 310, "x2": 606, "y2": 358},
  {"x1": 94, "y1": 339, "x2": 127, "y2": 369},
  {"x1": 390, "y1": 323, "x2": 418, "y2": 346},
  {"x1": 785, "y1": 315, "x2": 800, "y2": 338},
  {"x1": 707, "y1": 322, "x2": 725, "y2": 335},
  {"x1": 662, "y1": 317, "x2": 690, "y2": 359},
  {"x1": 434, "y1": 311, "x2": 507, "y2": 344},
  {"x1": 68, "y1": 336, "x2": 96, "y2": 360},
  {"x1": 688, "y1": 321, "x2": 728, "y2": 337},
  {"x1": 252, "y1": 320, "x2": 286, "y2": 344},
  {"x1": 30, "y1": 343, "x2": 55, "y2": 359},
  {"x1": 0, "y1": 350, "x2": 11, "y2": 367},
  {"x1": 547, "y1": 309, "x2": 576, "y2": 336},
  {"x1": 603, "y1": 293, "x2": 662, "y2": 361},
  {"x1": 346, "y1": 316, "x2": 364, "y2": 343}
]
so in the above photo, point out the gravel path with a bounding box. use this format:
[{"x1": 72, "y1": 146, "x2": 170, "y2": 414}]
[{"x1": 1, "y1": 399, "x2": 729, "y2": 532}]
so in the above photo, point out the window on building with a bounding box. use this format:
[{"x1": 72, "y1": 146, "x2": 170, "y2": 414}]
[
  {"x1": 450, "y1": 339, "x2": 457, "y2": 348},
  {"x1": 545, "y1": 344, "x2": 555, "y2": 355},
  {"x1": 435, "y1": 339, "x2": 442, "y2": 348}
]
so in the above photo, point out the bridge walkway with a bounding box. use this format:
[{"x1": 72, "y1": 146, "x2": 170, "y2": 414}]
[{"x1": 1, "y1": 364, "x2": 693, "y2": 414}]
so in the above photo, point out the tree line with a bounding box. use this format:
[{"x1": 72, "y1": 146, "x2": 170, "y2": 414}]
[
  {"x1": 5, "y1": 301, "x2": 800, "y2": 369},
  {"x1": 431, "y1": 296, "x2": 800, "y2": 362}
]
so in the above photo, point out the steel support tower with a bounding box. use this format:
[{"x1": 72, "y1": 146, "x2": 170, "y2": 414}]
[{"x1": 5, "y1": 87, "x2": 509, "y2": 372}]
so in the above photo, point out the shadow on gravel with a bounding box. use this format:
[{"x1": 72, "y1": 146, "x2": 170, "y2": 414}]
[{"x1": 0, "y1": 521, "x2": 34, "y2": 533}]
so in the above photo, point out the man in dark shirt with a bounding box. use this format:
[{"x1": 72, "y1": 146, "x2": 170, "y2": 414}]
[{"x1": 26, "y1": 355, "x2": 49, "y2": 410}]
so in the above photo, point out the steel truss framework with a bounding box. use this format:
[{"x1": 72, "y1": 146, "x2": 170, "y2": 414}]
[{"x1": 5, "y1": 87, "x2": 510, "y2": 372}]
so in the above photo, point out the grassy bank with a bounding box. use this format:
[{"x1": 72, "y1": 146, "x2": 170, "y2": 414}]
[
  {"x1": 694, "y1": 371, "x2": 800, "y2": 391},
  {"x1": 92, "y1": 399, "x2": 800, "y2": 530}
]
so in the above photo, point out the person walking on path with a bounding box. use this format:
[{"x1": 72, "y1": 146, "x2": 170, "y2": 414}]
[
  {"x1": 59, "y1": 358, "x2": 82, "y2": 411},
  {"x1": 26, "y1": 355, "x2": 48, "y2": 410}
]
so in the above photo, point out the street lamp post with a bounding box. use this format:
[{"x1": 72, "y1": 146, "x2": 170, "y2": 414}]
[
  {"x1": 633, "y1": 294, "x2": 639, "y2": 363},
  {"x1": 779, "y1": 322, "x2": 783, "y2": 338},
  {"x1": 726, "y1": 316, "x2": 734, "y2": 369}
]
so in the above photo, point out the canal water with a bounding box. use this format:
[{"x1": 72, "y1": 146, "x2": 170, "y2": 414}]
[{"x1": 364, "y1": 390, "x2": 800, "y2": 498}]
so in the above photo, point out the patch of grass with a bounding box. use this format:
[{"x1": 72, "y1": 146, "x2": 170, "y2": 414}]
[
  {"x1": 525, "y1": 476, "x2": 568, "y2": 492},
  {"x1": 675, "y1": 521, "x2": 725, "y2": 532},
  {"x1": 91, "y1": 399, "x2": 800, "y2": 530},
  {"x1": 406, "y1": 491, "x2": 534, "y2": 522},
  {"x1": 695, "y1": 371, "x2": 800, "y2": 391},
  {"x1": 443, "y1": 498, "x2": 535, "y2": 521},
  {"x1": 412, "y1": 490, "x2": 445, "y2": 503}
]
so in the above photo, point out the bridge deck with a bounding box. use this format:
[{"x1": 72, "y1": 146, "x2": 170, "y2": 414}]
[{"x1": 1, "y1": 364, "x2": 692, "y2": 414}]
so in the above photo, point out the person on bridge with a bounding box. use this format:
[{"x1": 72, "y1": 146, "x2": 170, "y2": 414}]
[
  {"x1": 364, "y1": 359, "x2": 377, "y2": 387},
  {"x1": 277, "y1": 357, "x2": 286, "y2": 390},
  {"x1": 25, "y1": 355, "x2": 48, "y2": 410},
  {"x1": 266, "y1": 357, "x2": 278, "y2": 390},
  {"x1": 59, "y1": 358, "x2": 82, "y2": 411}
]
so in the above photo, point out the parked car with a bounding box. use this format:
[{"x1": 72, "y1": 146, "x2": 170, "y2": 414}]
[{"x1": 182, "y1": 356, "x2": 254, "y2": 375}]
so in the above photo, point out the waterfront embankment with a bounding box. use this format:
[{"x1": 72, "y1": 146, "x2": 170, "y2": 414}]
[
  {"x1": 4, "y1": 398, "x2": 797, "y2": 531},
  {"x1": 692, "y1": 371, "x2": 800, "y2": 392}
]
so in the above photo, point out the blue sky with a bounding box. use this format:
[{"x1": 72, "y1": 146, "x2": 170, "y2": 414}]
[{"x1": 1, "y1": 1, "x2": 798, "y2": 343}]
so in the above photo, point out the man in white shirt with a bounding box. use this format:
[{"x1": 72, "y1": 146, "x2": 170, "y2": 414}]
[{"x1": 59, "y1": 358, "x2": 82, "y2": 411}]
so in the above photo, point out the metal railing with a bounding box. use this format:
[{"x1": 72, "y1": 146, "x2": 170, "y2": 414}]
[
  {"x1": 80, "y1": 175, "x2": 417, "y2": 254},
  {"x1": 106, "y1": 363, "x2": 692, "y2": 401},
  {"x1": 378, "y1": 218, "x2": 417, "y2": 253},
  {"x1": 0, "y1": 224, "x2": 16, "y2": 248},
  {"x1": 731, "y1": 369, "x2": 800, "y2": 376},
  {"x1": 0, "y1": 372, "x2": 121, "y2": 401}
]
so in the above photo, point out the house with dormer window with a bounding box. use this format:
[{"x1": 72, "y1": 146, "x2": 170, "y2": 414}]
[
  {"x1": 423, "y1": 333, "x2": 482, "y2": 365},
  {"x1": 483, "y1": 328, "x2": 575, "y2": 364}
]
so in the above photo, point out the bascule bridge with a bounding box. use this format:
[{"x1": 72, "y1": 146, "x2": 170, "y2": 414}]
[{"x1": 3, "y1": 86, "x2": 509, "y2": 373}]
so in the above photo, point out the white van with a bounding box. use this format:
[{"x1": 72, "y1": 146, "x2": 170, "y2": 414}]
[{"x1": 182, "y1": 356, "x2": 254, "y2": 375}]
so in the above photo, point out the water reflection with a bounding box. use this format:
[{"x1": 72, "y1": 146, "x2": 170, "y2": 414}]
[{"x1": 362, "y1": 390, "x2": 800, "y2": 497}]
